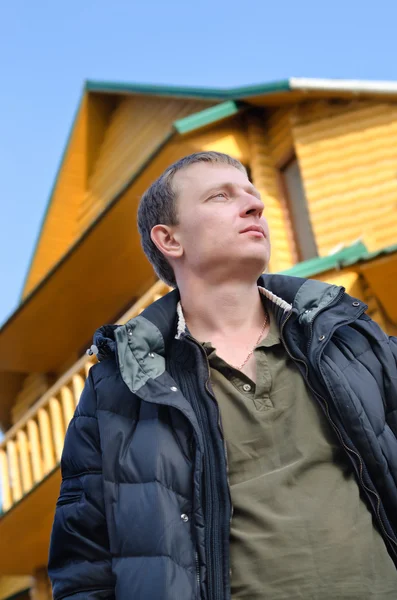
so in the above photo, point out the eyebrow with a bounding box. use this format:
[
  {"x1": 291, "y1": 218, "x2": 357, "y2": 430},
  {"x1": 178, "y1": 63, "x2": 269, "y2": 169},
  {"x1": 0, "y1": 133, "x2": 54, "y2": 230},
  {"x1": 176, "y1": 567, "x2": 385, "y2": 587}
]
[{"x1": 201, "y1": 182, "x2": 262, "y2": 200}]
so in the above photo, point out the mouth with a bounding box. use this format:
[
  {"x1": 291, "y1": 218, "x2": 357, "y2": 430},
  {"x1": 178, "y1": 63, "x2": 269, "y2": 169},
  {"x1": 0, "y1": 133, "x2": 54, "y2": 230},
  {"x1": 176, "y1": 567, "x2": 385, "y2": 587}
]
[{"x1": 240, "y1": 226, "x2": 265, "y2": 237}]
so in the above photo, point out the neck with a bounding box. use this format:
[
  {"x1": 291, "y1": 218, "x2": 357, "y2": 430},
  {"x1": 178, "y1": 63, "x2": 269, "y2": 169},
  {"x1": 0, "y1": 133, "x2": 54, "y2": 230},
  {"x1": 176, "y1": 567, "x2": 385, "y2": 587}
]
[{"x1": 177, "y1": 275, "x2": 266, "y2": 342}]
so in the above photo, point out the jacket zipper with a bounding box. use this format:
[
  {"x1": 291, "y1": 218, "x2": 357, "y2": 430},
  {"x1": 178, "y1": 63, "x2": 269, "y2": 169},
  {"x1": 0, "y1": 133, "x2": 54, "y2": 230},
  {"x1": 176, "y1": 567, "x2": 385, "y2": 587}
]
[
  {"x1": 195, "y1": 550, "x2": 200, "y2": 590},
  {"x1": 281, "y1": 304, "x2": 397, "y2": 555},
  {"x1": 204, "y1": 361, "x2": 233, "y2": 521},
  {"x1": 307, "y1": 296, "x2": 397, "y2": 552},
  {"x1": 186, "y1": 334, "x2": 230, "y2": 600},
  {"x1": 126, "y1": 324, "x2": 210, "y2": 595},
  {"x1": 203, "y1": 344, "x2": 234, "y2": 590}
]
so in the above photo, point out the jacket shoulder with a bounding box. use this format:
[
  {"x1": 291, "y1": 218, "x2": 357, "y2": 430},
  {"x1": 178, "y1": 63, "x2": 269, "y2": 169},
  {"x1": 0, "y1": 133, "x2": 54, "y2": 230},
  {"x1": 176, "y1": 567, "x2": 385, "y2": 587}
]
[
  {"x1": 90, "y1": 355, "x2": 119, "y2": 384},
  {"x1": 88, "y1": 356, "x2": 138, "y2": 418}
]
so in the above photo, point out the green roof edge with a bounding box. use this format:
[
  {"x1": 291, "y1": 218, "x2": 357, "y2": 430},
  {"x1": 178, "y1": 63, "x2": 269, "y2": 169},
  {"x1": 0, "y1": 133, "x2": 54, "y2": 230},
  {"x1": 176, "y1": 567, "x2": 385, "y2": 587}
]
[
  {"x1": 280, "y1": 241, "x2": 397, "y2": 279},
  {"x1": 85, "y1": 79, "x2": 230, "y2": 100},
  {"x1": 174, "y1": 101, "x2": 241, "y2": 134},
  {"x1": 353, "y1": 242, "x2": 397, "y2": 263},
  {"x1": 229, "y1": 79, "x2": 291, "y2": 99},
  {"x1": 85, "y1": 78, "x2": 292, "y2": 101}
]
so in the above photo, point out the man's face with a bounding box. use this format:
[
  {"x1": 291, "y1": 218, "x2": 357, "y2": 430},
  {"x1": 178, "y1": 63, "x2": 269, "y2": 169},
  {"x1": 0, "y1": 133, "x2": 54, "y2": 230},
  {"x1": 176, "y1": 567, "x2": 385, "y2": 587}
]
[{"x1": 171, "y1": 162, "x2": 270, "y2": 281}]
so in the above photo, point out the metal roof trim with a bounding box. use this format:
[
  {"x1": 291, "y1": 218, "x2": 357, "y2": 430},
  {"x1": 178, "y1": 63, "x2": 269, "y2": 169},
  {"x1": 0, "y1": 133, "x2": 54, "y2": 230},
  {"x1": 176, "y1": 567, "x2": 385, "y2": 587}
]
[
  {"x1": 174, "y1": 101, "x2": 241, "y2": 135},
  {"x1": 85, "y1": 78, "x2": 293, "y2": 101},
  {"x1": 85, "y1": 79, "x2": 230, "y2": 100},
  {"x1": 87, "y1": 77, "x2": 397, "y2": 102},
  {"x1": 280, "y1": 241, "x2": 397, "y2": 279},
  {"x1": 229, "y1": 79, "x2": 291, "y2": 99},
  {"x1": 290, "y1": 77, "x2": 397, "y2": 95}
]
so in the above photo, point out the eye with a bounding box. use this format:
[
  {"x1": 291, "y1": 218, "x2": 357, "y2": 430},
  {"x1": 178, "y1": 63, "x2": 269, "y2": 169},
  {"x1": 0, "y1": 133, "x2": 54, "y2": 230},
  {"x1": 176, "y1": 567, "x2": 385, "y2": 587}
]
[{"x1": 212, "y1": 192, "x2": 227, "y2": 199}]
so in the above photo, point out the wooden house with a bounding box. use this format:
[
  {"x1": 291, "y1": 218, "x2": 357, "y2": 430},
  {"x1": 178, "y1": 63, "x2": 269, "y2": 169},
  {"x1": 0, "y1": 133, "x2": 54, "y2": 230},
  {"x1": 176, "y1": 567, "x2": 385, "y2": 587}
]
[{"x1": 0, "y1": 77, "x2": 396, "y2": 599}]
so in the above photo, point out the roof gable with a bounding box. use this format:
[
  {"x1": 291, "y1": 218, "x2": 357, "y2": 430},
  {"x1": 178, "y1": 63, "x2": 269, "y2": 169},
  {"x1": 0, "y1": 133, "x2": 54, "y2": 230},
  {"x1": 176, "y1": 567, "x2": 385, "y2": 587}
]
[{"x1": 20, "y1": 76, "x2": 397, "y2": 300}]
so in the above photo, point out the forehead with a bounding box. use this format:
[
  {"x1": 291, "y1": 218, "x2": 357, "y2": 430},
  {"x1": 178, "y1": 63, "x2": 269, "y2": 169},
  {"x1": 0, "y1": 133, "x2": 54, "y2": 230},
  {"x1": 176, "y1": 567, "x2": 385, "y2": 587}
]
[{"x1": 173, "y1": 162, "x2": 248, "y2": 197}]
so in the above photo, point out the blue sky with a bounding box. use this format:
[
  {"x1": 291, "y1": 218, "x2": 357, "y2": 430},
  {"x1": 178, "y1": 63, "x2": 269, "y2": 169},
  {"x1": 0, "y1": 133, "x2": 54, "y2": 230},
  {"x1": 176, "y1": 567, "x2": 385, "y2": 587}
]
[{"x1": 1, "y1": 0, "x2": 397, "y2": 326}]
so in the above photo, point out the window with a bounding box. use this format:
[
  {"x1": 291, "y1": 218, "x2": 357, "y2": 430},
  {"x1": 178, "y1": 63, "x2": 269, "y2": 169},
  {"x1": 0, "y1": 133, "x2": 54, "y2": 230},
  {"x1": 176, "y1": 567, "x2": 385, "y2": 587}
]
[{"x1": 279, "y1": 155, "x2": 318, "y2": 262}]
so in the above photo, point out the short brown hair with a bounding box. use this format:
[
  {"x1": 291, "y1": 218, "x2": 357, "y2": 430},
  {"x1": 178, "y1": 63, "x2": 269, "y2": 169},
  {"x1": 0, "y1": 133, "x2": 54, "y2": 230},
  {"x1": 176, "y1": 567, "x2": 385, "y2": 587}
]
[{"x1": 137, "y1": 151, "x2": 247, "y2": 287}]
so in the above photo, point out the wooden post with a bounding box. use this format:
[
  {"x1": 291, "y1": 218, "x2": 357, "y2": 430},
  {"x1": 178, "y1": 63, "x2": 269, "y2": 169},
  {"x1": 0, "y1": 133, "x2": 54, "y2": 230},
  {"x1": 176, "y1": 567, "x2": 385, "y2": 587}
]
[
  {"x1": 49, "y1": 397, "x2": 65, "y2": 462},
  {"x1": 7, "y1": 440, "x2": 22, "y2": 503},
  {"x1": 38, "y1": 408, "x2": 55, "y2": 475},
  {"x1": 72, "y1": 373, "x2": 85, "y2": 406},
  {"x1": 0, "y1": 448, "x2": 12, "y2": 512},
  {"x1": 27, "y1": 419, "x2": 43, "y2": 483},
  {"x1": 61, "y1": 386, "x2": 75, "y2": 429},
  {"x1": 17, "y1": 429, "x2": 33, "y2": 493}
]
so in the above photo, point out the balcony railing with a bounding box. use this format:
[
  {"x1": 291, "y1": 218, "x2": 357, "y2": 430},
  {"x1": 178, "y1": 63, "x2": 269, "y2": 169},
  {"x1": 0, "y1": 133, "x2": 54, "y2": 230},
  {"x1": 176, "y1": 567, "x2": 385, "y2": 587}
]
[{"x1": 0, "y1": 280, "x2": 171, "y2": 515}]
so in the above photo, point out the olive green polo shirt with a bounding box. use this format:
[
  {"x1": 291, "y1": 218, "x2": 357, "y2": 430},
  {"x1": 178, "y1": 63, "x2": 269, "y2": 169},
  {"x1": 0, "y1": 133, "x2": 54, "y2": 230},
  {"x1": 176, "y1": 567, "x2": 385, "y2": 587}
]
[{"x1": 202, "y1": 306, "x2": 397, "y2": 599}]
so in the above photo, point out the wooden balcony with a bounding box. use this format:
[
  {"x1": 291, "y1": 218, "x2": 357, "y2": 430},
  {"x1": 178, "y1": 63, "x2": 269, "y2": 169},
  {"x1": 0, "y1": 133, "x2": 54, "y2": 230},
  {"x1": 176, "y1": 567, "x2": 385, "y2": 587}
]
[{"x1": 0, "y1": 280, "x2": 170, "y2": 574}]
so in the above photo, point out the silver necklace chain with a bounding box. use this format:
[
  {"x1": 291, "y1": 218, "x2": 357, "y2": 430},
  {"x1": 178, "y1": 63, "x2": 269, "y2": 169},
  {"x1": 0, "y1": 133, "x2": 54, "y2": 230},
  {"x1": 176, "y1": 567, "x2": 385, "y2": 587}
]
[{"x1": 233, "y1": 309, "x2": 269, "y2": 371}]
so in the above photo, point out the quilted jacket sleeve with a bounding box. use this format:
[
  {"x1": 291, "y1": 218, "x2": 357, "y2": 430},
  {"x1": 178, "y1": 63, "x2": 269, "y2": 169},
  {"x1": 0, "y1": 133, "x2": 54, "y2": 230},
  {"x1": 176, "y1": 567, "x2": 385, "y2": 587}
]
[
  {"x1": 388, "y1": 335, "x2": 397, "y2": 437},
  {"x1": 389, "y1": 335, "x2": 397, "y2": 366},
  {"x1": 48, "y1": 369, "x2": 116, "y2": 600}
]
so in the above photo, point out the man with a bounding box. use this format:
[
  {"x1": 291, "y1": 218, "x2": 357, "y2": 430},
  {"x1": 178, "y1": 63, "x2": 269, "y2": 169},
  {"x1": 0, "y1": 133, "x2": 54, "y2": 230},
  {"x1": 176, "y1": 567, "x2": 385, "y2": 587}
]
[{"x1": 49, "y1": 151, "x2": 397, "y2": 599}]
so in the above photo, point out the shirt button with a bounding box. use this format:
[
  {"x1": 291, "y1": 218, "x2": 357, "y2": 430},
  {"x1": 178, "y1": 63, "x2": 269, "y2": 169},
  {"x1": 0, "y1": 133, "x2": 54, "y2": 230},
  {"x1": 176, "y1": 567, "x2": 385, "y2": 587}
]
[{"x1": 242, "y1": 383, "x2": 251, "y2": 392}]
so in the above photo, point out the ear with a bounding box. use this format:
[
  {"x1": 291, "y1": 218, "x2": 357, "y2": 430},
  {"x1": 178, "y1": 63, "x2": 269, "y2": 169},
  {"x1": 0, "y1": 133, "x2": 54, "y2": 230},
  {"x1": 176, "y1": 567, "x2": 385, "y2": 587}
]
[{"x1": 150, "y1": 224, "x2": 183, "y2": 259}]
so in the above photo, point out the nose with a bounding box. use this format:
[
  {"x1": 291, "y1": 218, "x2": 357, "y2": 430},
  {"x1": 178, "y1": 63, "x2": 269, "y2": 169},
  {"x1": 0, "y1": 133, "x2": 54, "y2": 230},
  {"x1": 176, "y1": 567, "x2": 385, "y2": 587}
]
[{"x1": 240, "y1": 193, "x2": 264, "y2": 219}]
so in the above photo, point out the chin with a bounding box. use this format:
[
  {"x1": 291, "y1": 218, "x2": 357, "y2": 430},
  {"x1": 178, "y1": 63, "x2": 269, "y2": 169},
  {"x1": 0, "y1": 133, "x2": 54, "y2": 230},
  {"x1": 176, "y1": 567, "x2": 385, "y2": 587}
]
[{"x1": 235, "y1": 253, "x2": 268, "y2": 276}]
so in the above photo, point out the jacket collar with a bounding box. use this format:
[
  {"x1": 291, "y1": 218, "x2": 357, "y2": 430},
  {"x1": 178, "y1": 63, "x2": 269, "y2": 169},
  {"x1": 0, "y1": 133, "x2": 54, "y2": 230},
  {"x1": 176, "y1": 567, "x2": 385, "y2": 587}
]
[
  {"x1": 92, "y1": 274, "x2": 348, "y2": 359},
  {"x1": 145, "y1": 273, "x2": 349, "y2": 343},
  {"x1": 175, "y1": 284, "x2": 292, "y2": 340}
]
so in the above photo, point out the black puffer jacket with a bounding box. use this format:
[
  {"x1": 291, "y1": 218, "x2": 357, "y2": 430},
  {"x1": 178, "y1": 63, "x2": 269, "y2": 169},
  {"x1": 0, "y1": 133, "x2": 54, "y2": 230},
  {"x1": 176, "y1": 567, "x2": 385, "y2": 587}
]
[{"x1": 48, "y1": 274, "x2": 397, "y2": 600}]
